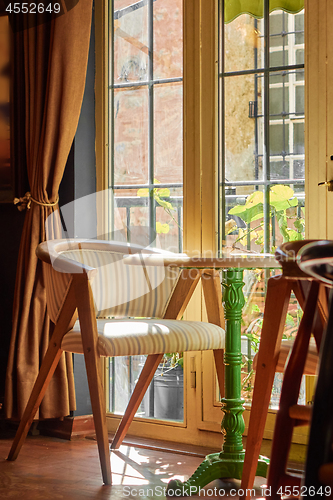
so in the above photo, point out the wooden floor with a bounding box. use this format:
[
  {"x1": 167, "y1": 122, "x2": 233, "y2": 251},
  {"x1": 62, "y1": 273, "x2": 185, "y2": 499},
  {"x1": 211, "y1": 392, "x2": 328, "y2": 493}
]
[{"x1": 0, "y1": 433, "x2": 271, "y2": 500}]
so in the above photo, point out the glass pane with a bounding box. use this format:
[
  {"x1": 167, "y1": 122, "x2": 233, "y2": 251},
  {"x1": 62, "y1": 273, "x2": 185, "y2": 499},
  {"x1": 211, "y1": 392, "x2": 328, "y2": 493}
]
[
  {"x1": 269, "y1": 85, "x2": 289, "y2": 119},
  {"x1": 270, "y1": 160, "x2": 290, "y2": 180},
  {"x1": 154, "y1": 83, "x2": 183, "y2": 183},
  {"x1": 112, "y1": 188, "x2": 151, "y2": 244},
  {"x1": 296, "y1": 49, "x2": 304, "y2": 81},
  {"x1": 295, "y1": 11, "x2": 305, "y2": 45},
  {"x1": 113, "y1": 0, "x2": 148, "y2": 84},
  {"x1": 109, "y1": 356, "x2": 184, "y2": 421},
  {"x1": 269, "y1": 11, "x2": 297, "y2": 68},
  {"x1": 153, "y1": 0, "x2": 183, "y2": 80},
  {"x1": 293, "y1": 123, "x2": 305, "y2": 155},
  {"x1": 269, "y1": 11, "x2": 285, "y2": 48},
  {"x1": 113, "y1": 88, "x2": 148, "y2": 185},
  {"x1": 224, "y1": 75, "x2": 264, "y2": 182},
  {"x1": 155, "y1": 187, "x2": 183, "y2": 253},
  {"x1": 294, "y1": 159, "x2": 305, "y2": 179},
  {"x1": 269, "y1": 123, "x2": 289, "y2": 155},
  {"x1": 224, "y1": 184, "x2": 264, "y2": 252},
  {"x1": 295, "y1": 86, "x2": 305, "y2": 115},
  {"x1": 224, "y1": 15, "x2": 264, "y2": 73}
]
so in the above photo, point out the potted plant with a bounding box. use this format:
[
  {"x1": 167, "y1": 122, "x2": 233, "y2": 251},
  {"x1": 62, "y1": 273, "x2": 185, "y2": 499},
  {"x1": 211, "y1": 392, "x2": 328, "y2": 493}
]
[{"x1": 153, "y1": 352, "x2": 184, "y2": 421}]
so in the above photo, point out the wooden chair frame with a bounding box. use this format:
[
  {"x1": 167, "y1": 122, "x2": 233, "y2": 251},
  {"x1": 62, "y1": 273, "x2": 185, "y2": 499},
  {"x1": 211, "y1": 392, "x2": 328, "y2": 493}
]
[{"x1": 7, "y1": 239, "x2": 225, "y2": 485}]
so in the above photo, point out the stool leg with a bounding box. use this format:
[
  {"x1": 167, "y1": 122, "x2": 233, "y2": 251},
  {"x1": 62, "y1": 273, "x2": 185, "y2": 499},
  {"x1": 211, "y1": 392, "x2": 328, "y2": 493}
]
[
  {"x1": 268, "y1": 281, "x2": 319, "y2": 499},
  {"x1": 240, "y1": 276, "x2": 292, "y2": 499}
]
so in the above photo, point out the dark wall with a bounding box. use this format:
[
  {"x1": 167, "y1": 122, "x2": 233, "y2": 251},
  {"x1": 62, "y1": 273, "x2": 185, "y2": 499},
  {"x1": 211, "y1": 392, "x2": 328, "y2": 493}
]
[{"x1": 0, "y1": 205, "x2": 25, "y2": 408}]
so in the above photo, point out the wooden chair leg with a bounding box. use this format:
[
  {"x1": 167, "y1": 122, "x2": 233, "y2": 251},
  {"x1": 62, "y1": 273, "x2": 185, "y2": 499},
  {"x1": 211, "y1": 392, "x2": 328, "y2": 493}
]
[
  {"x1": 74, "y1": 275, "x2": 112, "y2": 486},
  {"x1": 268, "y1": 281, "x2": 319, "y2": 498},
  {"x1": 305, "y1": 296, "x2": 333, "y2": 491},
  {"x1": 240, "y1": 276, "x2": 292, "y2": 499},
  {"x1": 163, "y1": 268, "x2": 202, "y2": 320},
  {"x1": 203, "y1": 272, "x2": 225, "y2": 397},
  {"x1": 8, "y1": 282, "x2": 77, "y2": 462},
  {"x1": 111, "y1": 353, "x2": 164, "y2": 450}
]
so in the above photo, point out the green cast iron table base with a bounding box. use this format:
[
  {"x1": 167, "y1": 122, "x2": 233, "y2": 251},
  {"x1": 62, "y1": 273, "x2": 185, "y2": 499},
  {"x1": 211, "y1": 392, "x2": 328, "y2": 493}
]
[
  {"x1": 166, "y1": 452, "x2": 269, "y2": 496},
  {"x1": 167, "y1": 268, "x2": 269, "y2": 497}
]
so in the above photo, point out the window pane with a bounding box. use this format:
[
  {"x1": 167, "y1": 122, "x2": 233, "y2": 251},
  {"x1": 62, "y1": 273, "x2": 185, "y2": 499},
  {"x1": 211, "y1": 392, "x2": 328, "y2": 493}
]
[
  {"x1": 224, "y1": 184, "x2": 262, "y2": 252},
  {"x1": 269, "y1": 85, "x2": 289, "y2": 119},
  {"x1": 269, "y1": 11, "x2": 292, "y2": 66},
  {"x1": 155, "y1": 187, "x2": 183, "y2": 253},
  {"x1": 269, "y1": 11, "x2": 284, "y2": 47},
  {"x1": 269, "y1": 123, "x2": 289, "y2": 155},
  {"x1": 113, "y1": 88, "x2": 148, "y2": 185},
  {"x1": 296, "y1": 49, "x2": 304, "y2": 81},
  {"x1": 112, "y1": 188, "x2": 151, "y2": 244},
  {"x1": 224, "y1": 74, "x2": 264, "y2": 182},
  {"x1": 114, "y1": 0, "x2": 148, "y2": 84},
  {"x1": 293, "y1": 123, "x2": 305, "y2": 155},
  {"x1": 295, "y1": 86, "x2": 305, "y2": 115},
  {"x1": 294, "y1": 159, "x2": 305, "y2": 179},
  {"x1": 154, "y1": 83, "x2": 183, "y2": 183},
  {"x1": 224, "y1": 15, "x2": 264, "y2": 73},
  {"x1": 153, "y1": 0, "x2": 183, "y2": 79},
  {"x1": 295, "y1": 12, "x2": 304, "y2": 45},
  {"x1": 270, "y1": 160, "x2": 290, "y2": 180}
]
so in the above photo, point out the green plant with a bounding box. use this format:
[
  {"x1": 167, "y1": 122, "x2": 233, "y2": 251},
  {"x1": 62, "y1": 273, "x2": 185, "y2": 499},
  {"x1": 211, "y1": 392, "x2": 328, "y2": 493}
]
[
  {"x1": 228, "y1": 184, "x2": 305, "y2": 251},
  {"x1": 137, "y1": 179, "x2": 180, "y2": 234},
  {"x1": 229, "y1": 185, "x2": 305, "y2": 399},
  {"x1": 157, "y1": 352, "x2": 184, "y2": 377}
]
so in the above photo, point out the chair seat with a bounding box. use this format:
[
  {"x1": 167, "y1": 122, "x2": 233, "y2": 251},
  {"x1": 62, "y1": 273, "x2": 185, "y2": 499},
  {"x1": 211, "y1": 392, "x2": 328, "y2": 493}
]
[
  {"x1": 62, "y1": 318, "x2": 225, "y2": 357},
  {"x1": 253, "y1": 337, "x2": 319, "y2": 375}
]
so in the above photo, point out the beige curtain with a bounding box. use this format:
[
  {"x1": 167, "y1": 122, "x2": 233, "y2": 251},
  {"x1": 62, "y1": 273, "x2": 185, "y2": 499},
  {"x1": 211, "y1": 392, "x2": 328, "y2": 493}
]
[{"x1": 5, "y1": 0, "x2": 93, "y2": 419}]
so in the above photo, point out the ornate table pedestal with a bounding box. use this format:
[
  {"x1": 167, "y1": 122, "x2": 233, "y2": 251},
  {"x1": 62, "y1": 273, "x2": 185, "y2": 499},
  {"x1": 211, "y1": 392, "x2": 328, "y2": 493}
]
[
  {"x1": 167, "y1": 268, "x2": 270, "y2": 496},
  {"x1": 124, "y1": 253, "x2": 278, "y2": 496}
]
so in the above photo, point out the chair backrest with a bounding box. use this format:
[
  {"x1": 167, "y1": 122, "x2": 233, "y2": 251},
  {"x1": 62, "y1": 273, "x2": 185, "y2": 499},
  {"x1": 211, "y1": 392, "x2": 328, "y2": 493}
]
[{"x1": 39, "y1": 239, "x2": 181, "y2": 324}]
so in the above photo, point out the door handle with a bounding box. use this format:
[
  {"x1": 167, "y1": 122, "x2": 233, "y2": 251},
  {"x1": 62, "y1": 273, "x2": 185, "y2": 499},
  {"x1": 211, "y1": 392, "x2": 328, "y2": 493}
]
[{"x1": 318, "y1": 180, "x2": 333, "y2": 191}]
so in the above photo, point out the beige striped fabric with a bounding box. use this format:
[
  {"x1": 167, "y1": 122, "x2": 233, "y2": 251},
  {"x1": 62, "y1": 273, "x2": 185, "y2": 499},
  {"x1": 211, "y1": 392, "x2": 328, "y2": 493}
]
[
  {"x1": 42, "y1": 262, "x2": 73, "y2": 324},
  {"x1": 61, "y1": 318, "x2": 225, "y2": 357},
  {"x1": 253, "y1": 337, "x2": 319, "y2": 375},
  {"x1": 61, "y1": 249, "x2": 179, "y2": 319}
]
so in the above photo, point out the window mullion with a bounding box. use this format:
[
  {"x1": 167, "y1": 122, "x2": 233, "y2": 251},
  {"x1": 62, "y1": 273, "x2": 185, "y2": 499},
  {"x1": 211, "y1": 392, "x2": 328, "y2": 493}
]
[
  {"x1": 263, "y1": 0, "x2": 270, "y2": 254},
  {"x1": 148, "y1": 0, "x2": 155, "y2": 243}
]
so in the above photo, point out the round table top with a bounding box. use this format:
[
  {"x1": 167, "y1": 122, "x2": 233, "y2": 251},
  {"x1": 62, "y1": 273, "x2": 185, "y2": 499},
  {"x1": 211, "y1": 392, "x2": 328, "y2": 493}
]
[{"x1": 123, "y1": 252, "x2": 280, "y2": 269}]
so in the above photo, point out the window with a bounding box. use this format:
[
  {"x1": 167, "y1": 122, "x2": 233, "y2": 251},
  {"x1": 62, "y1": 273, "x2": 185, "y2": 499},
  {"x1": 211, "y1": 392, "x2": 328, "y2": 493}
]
[
  {"x1": 109, "y1": 0, "x2": 183, "y2": 252},
  {"x1": 220, "y1": 7, "x2": 305, "y2": 253},
  {"x1": 219, "y1": 2, "x2": 306, "y2": 408},
  {"x1": 106, "y1": 0, "x2": 184, "y2": 422}
]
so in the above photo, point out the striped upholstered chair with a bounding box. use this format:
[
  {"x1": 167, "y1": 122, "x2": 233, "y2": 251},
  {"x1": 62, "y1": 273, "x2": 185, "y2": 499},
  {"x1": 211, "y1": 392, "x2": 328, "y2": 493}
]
[{"x1": 8, "y1": 239, "x2": 225, "y2": 485}]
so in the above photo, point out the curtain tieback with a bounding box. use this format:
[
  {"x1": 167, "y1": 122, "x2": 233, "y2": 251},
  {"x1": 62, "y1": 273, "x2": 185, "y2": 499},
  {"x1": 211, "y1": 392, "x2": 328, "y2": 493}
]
[{"x1": 13, "y1": 192, "x2": 59, "y2": 211}]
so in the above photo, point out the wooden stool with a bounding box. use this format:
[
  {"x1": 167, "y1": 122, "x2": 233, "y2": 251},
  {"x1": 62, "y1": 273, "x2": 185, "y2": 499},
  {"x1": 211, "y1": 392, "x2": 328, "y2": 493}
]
[
  {"x1": 240, "y1": 240, "x2": 329, "y2": 500},
  {"x1": 299, "y1": 240, "x2": 333, "y2": 496}
]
